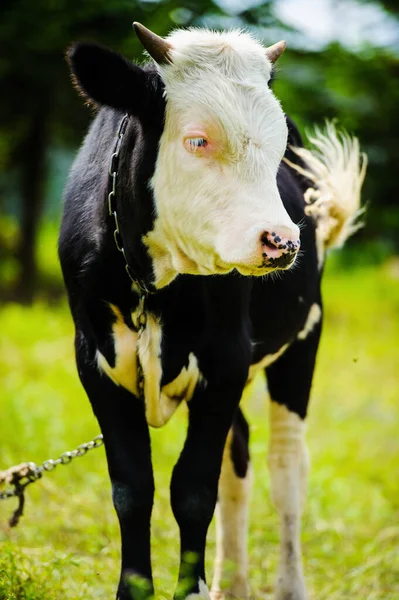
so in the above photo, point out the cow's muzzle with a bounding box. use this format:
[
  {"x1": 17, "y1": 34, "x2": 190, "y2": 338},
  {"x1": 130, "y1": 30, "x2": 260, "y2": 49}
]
[{"x1": 260, "y1": 228, "x2": 300, "y2": 269}]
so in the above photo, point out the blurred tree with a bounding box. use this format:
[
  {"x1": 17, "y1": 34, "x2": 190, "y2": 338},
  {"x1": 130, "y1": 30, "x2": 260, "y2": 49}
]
[{"x1": 366, "y1": 0, "x2": 399, "y2": 17}]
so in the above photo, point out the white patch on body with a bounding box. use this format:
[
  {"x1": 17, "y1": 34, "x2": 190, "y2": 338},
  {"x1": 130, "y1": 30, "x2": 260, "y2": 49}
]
[
  {"x1": 162, "y1": 352, "x2": 200, "y2": 402},
  {"x1": 247, "y1": 344, "x2": 289, "y2": 382},
  {"x1": 97, "y1": 304, "x2": 200, "y2": 427},
  {"x1": 96, "y1": 305, "x2": 138, "y2": 394},
  {"x1": 297, "y1": 303, "x2": 322, "y2": 340},
  {"x1": 145, "y1": 29, "x2": 299, "y2": 288},
  {"x1": 268, "y1": 401, "x2": 309, "y2": 600},
  {"x1": 285, "y1": 121, "x2": 367, "y2": 268},
  {"x1": 186, "y1": 579, "x2": 211, "y2": 600},
  {"x1": 212, "y1": 431, "x2": 252, "y2": 600}
]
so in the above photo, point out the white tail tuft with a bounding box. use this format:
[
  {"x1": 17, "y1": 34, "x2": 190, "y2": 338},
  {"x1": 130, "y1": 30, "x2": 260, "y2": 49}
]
[{"x1": 285, "y1": 121, "x2": 367, "y2": 263}]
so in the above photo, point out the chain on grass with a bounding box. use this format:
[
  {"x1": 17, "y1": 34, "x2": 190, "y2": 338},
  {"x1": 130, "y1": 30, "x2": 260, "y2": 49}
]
[{"x1": 0, "y1": 434, "x2": 104, "y2": 527}]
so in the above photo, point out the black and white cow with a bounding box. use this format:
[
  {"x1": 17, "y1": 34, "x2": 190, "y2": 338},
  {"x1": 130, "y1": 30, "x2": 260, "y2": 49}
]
[{"x1": 59, "y1": 23, "x2": 366, "y2": 600}]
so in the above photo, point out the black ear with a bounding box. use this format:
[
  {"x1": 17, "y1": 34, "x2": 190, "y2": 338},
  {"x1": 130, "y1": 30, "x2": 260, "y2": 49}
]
[{"x1": 67, "y1": 43, "x2": 148, "y2": 113}]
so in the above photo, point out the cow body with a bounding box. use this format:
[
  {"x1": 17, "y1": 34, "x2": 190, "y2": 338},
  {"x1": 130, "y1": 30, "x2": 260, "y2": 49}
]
[{"x1": 60, "y1": 26, "x2": 365, "y2": 600}]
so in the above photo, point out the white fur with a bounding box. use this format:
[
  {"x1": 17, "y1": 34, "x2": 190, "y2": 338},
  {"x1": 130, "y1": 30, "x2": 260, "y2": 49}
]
[
  {"x1": 145, "y1": 28, "x2": 299, "y2": 288},
  {"x1": 162, "y1": 352, "x2": 200, "y2": 404},
  {"x1": 212, "y1": 432, "x2": 252, "y2": 600},
  {"x1": 97, "y1": 305, "x2": 200, "y2": 428},
  {"x1": 247, "y1": 344, "x2": 289, "y2": 382},
  {"x1": 96, "y1": 304, "x2": 138, "y2": 394},
  {"x1": 297, "y1": 303, "x2": 322, "y2": 341},
  {"x1": 186, "y1": 579, "x2": 211, "y2": 600},
  {"x1": 268, "y1": 401, "x2": 309, "y2": 600},
  {"x1": 285, "y1": 121, "x2": 367, "y2": 267}
]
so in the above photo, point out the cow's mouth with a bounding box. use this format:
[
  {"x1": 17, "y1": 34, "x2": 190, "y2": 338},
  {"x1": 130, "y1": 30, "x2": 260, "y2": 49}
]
[
  {"x1": 229, "y1": 260, "x2": 296, "y2": 277},
  {"x1": 262, "y1": 251, "x2": 297, "y2": 270},
  {"x1": 195, "y1": 252, "x2": 298, "y2": 278}
]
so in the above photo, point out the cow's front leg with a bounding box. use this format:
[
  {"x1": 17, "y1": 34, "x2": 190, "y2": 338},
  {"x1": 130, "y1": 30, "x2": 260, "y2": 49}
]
[
  {"x1": 266, "y1": 318, "x2": 322, "y2": 600},
  {"x1": 76, "y1": 334, "x2": 154, "y2": 600},
  {"x1": 171, "y1": 340, "x2": 251, "y2": 600}
]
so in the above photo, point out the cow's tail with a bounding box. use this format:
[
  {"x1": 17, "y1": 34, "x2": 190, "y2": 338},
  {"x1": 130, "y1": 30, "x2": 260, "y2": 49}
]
[{"x1": 285, "y1": 121, "x2": 367, "y2": 256}]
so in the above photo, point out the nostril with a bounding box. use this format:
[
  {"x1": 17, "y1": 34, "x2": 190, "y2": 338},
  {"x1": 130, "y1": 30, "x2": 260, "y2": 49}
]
[
  {"x1": 261, "y1": 230, "x2": 301, "y2": 259},
  {"x1": 261, "y1": 232, "x2": 278, "y2": 251}
]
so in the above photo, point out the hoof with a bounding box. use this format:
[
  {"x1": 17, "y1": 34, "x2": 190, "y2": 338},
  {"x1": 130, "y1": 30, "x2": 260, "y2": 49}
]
[
  {"x1": 274, "y1": 575, "x2": 307, "y2": 600},
  {"x1": 185, "y1": 579, "x2": 211, "y2": 600}
]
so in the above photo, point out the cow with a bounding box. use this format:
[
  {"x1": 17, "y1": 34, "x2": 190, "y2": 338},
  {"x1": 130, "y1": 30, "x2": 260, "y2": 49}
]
[{"x1": 59, "y1": 23, "x2": 367, "y2": 600}]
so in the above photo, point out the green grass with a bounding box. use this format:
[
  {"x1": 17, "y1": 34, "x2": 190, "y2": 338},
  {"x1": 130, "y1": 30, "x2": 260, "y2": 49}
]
[{"x1": 1, "y1": 254, "x2": 399, "y2": 599}]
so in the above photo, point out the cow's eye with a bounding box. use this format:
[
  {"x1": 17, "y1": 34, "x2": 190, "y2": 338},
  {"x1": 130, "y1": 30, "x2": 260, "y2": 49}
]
[{"x1": 184, "y1": 137, "x2": 208, "y2": 152}]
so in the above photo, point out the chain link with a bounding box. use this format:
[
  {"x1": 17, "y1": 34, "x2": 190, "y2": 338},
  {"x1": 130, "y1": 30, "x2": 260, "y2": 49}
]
[
  {"x1": 0, "y1": 435, "x2": 104, "y2": 500},
  {"x1": 0, "y1": 435, "x2": 104, "y2": 527}
]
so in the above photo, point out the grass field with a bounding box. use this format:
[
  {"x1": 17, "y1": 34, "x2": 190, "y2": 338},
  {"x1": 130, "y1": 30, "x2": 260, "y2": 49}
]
[{"x1": 1, "y1": 251, "x2": 399, "y2": 599}]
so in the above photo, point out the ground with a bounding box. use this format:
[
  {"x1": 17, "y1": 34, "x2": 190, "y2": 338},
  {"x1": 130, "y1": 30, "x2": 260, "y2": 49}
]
[{"x1": 1, "y1": 249, "x2": 399, "y2": 600}]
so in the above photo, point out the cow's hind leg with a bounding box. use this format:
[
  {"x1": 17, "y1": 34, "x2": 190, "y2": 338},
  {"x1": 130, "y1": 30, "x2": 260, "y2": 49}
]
[
  {"x1": 211, "y1": 408, "x2": 251, "y2": 600},
  {"x1": 76, "y1": 333, "x2": 154, "y2": 600},
  {"x1": 265, "y1": 318, "x2": 322, "y2": 600}
]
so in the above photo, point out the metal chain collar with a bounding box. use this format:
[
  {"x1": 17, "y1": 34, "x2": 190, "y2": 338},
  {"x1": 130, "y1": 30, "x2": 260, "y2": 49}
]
[
  {"x1": 108, "y1": 114, "x2": 150, "y2": 404},
  {"x1": 0, "y1": 435, "x2": 104, "y2": 527},
  {"x1": 108, "y1": 114, "x2": 151, "y2": 296}
]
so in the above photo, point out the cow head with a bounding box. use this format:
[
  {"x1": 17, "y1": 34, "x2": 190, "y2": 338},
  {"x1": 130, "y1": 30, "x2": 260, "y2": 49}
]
[{"x1": 68, "y1": 25, "x2": 300, "y2": 289}]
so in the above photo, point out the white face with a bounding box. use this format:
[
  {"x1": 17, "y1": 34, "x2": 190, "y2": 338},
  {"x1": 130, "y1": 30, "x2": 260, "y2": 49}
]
[{"x1": 145, "y1": 29, "x2": 300, "y2": 288}]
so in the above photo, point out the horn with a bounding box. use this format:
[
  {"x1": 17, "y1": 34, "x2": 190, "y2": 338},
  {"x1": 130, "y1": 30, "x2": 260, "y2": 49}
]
[
  {"x1": 265, "y1": 40, "x2": 286, "y2": 64},
  {"x1": 133, "y1": 22, "x2": 172, "y2": 65}
]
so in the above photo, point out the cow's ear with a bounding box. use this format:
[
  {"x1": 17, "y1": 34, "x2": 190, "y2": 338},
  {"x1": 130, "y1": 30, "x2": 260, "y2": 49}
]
[{"x1": 67, "y1": 43, "x2": 148, "y2": 113}]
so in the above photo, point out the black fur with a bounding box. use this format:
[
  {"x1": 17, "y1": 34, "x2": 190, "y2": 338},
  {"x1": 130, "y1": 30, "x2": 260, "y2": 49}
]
[
  {"x1": 60, "y1": 45, "x2": 322, "y2": 600},
  {"x1": 67, "y1": 43, "x2": 165, "y2": 118},
  {"x1": 230, "y1": 408, "x2": 250, "y2": 478}
]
